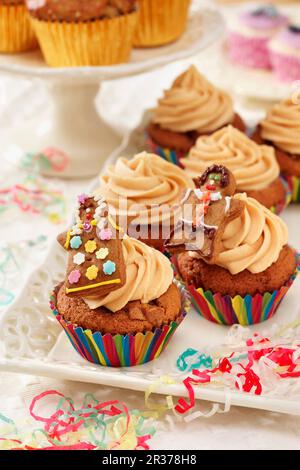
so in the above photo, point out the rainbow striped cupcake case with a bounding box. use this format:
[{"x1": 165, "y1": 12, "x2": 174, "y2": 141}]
[
  {"x1": 284, "y1": 175, "x2": 300, "y2": 203},
  {"x1": 145, "y1": 133, "x2": 187, "y2": 167},
  {"x1": 50, "y1": 283, "x2": 189, "y2": 367},
  {"x1": 188, "y1": 253, "x2": 300, "y2": 326}
]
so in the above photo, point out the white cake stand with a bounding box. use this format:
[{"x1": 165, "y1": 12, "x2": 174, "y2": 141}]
[{"x1": 0, "y1": 8, "x2": 224, "y2": 178}]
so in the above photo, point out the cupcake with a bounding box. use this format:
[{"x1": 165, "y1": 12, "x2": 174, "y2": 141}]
[
  {"x1": 165, "y1": 165, "x2": 298, "y2": 326},
  {"x1": 26, "y1": 0, "x2": 138, "y2": 66},
  {"x1": 146, "y1": 66, "x2": 246, "y2": 167},
  {"x1": 253, "y1": 98, "x2": 300, "y2": 202},
  {"x1": 227, "y1": 5, "x2": 288, "y2": 69},
  {"x1": 133, "y1": 0, "x2": 190, "y2": 47},
  {"x1": 269, "y1": 25, "x2": 300, "y2": 82},
  {"x1": 96, "y1": 151, "x2": 194, "y2": 251},
  {"x1": 181, "y1": 125, "x2": 290, "y2": 214},
  {"x1": 51, "y1": 194, "x2": 188, "y2": 367},
  {"x1": 0, "y1": 0, "x2": 37, "y2": 52}
]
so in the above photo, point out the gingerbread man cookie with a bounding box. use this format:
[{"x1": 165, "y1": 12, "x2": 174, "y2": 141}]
[
  {"x1": 57, "y1": 194, "x2": 126, "y2": 298},
  {"x1": 165, "y1": 165, "x2": 245, "y2": 264}
]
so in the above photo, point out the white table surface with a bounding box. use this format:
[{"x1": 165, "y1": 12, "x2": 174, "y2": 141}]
[{"x1": 1, "y1": 37, "x2": 300, "y2": 450}]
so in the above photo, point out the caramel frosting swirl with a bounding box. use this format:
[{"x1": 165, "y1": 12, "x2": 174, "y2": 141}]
[
  {"x1": 216, "y1": 193, "x2": 288, "y2": 275},
  {"x1": 84, "y1": 236, "x2": 174, "y2": 312},
  {"x1": 260, "y1": 98, "x2": 300, "y2": 155},
  {"x1": 182, "y1": 126, "x2": 280, "y2": 190},
  {"x1": 97, "y1": 152, "x2": 194, "y2": 224},
  {"x1": 152, "y1": 66, "x2": 234, "y2": 134}
]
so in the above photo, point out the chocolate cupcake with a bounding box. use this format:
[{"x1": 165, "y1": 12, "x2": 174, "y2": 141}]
[
  {"x1": 146, "y1": 66, "x2": 246, "y2": 166},
  {"x1": 96, "y1": 151, "x2": 194, "y2": 251},
  {"x1": 26, "y1": 0, "x2": 138, "y2": 66},
  {"x1": 181, "y1": 125, "x2": 290, "y2": 214},
  {"x1": 51, "y1": 193, "x2": 188, "y2": 367},
  {"x1": 165, "y1": 165, "x2": 299, "y2": 326},
  {"x1": 0, "y1": 0, "x2": 37, "y2": 52},
  {"x1": 253, "y1": 97, "x2": 300, "y2": 202}
]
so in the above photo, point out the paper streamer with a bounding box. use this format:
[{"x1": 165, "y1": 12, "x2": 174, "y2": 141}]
[
  {"x1": 0, "y1": 390, "x2": 156, "y2": 450},
  {"x1": 20, "y1": 148, "x2": 70, "y2": 174},
  {"x1": 0, "y1": 175, "x2": 66, "y2": 224},
  {"x1": 175, "y1": 330, "x2": 300, "y2": 415}
]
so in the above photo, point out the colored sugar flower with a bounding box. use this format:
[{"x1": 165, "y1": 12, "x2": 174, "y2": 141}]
[
  {"x1": 70, "y1": 236, "x2": 82, "y2": 250},
  {"x1": 99, "y1": 228, "x2": 113, "y2": 241},
  {"x1": 86, "y1": 265, "x2": 99, "y2": 281},
  {"x1": 96, "y1": 248, "x2": 109, "y2": 260},
  {"x1": 78, "y1": 194, "x2": 88, "y2": 204},
  {"x1": 85, "y1": 240, "x2": 97, "y2": 254},
  {"x1": 73, "y1": 253, "x2": 85, "y2": 265},
  {"x1": 68, "y1": 270, "x2": 81, "y2": 284},
  {"x1": 103, "y1": 260, "x2": 116, "y2": 276}
]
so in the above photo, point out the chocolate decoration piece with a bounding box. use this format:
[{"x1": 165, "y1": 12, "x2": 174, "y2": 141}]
[
  {"x1": 165, "y1": 165, "x2": 245, "y2": 264},
  {"x1": 57, "y1": 195, "x2": 126, "y2": 298}
]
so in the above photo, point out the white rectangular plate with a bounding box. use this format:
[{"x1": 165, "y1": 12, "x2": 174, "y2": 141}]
[{"x1": 1, "y1": 127, "x2": 300, "y2": 416}]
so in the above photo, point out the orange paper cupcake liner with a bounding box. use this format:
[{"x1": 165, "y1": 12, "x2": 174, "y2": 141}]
[
  {"x1": 0, "y1": 3, "x2": 37, "y2": 53},
  {"x1": 30, "y1": 12, "x2": 138, "y2": 67},
  {"x1": 134, "y1": 0, "x2": 191, "y2": 47}
]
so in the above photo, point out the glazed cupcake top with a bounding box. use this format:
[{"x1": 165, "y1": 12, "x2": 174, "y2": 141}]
[
  {"x1": 182, "y1": 126, "x2": 280, "y2": 191},
  {"x1": 231, "y1": 5, "x2": 288, "y2": 37},
  {"x1": 26, "y1": 0, "x2": 136, "y2": 21},
  {"x1": 85, "y1": 236, "x2": 174, "y2": 312},
  {"x1": 151, "y1": 66, "x2": 234, "y2": 134},
  {"x1": 260, "y1": 98, "x2": 300, "y2": 155},
  {"x1": 98, "y1": 152, "x2": 194, "y2": 224},
  {"x1": 216, "y1": 193, "x2": 288, "y2": 275}
]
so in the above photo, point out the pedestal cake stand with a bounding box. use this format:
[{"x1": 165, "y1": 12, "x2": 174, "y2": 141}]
[{"x1": 0, "y1": 8, "x2": 224, "y2": 178}]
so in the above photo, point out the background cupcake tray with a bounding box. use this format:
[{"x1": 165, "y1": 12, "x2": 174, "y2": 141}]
[
  {"x1": 0, "y1": 5, "x2": 224, "y2": 179},
  {"x1": 0, "y1": 126, "x2": 299, "y2": 417}
]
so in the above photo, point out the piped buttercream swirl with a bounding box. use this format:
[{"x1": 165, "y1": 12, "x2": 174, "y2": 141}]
[
  {"x1": 216, "y1": 193, "x2": 288, "y2": 274},
  {"x1": 97, "y1": 152, "x2": 194, "y2": 224},
  {"x1": 182, "y1": 126, "x2": 280, "y2": 190},
  {"x1": 84, "y1": 236, "x2": 174, "y2": 312},
  {"x1": 152, "y1": 66, "x2": 234, "y2": 134},
  {"x1": 260, "y1": 98, "x2": 300, "y2": 155}
]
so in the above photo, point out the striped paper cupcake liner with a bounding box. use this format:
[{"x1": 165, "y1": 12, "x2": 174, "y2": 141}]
[
  {"x1": 283, "y1": 174, "x2": 300, "y2": 203},
  {"x1": 50, "y1": 282, "x2": 190, "y2": 367},
  {"x1": 145, "y1": 133, "x2": 187, "y2": 167},
  {"x1": 173, "y1": 253, "x2": 300, "y2": 326},
  {"x1": 189, "y1": 253, "x2": 300, "y2": 326},
  {"x1": 269, "y1": 175, "x2": 292, "y2": 214}
]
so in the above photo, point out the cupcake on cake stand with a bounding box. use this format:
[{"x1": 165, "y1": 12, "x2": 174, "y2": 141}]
[{"x1": 0, "y1": 6, "x2": 224, "y2": 178}]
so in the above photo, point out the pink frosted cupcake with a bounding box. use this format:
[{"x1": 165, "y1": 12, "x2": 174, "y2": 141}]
[
  {"x1": 269, "y1": 25, "x2": 300, "y2": 82},
  {"x1": 228, "y1": 5, "x2": 288, "y2": 70}
]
